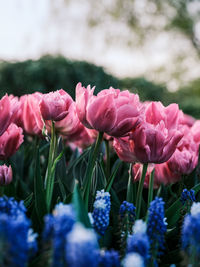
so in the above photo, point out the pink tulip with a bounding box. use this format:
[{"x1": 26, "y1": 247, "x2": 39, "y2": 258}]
[
  {"x1": 0, "y1": 94, "x2": 13, "y2": 136},
  {"x1": 21, "y1": 93, "x2": 43, "y2": 136},
  {"x1": 76, "y1": 83, "x2": 142, "y2": 137},
  {"x1": 179, "y1": 110, "x2": 195, "y2": 127},
  {"x1": 45, "y1": 101, "x2": 80, "y2": 136},
  {"x1": 129, "y1": 101, "x2": 183, "y2": 163},
  {"x1": 0, "y1": 165, "x2": 12, "y2": 186},
  {"x1": 191, "y1": 120, "x2": 200, "y2": 144},
  {"x1": 66, "y1": 123, "x2": 95, "y2": 149},
  {"x1": 113, "y1": 137, "x2": 138, "y2": 163},
  {"x1": 133, "y1": 162, "x2": 181, "y2": 188},
  {"x1": 40, "y1": 89, "x2": 73, "y2": 121},
  {"x1": 167, "y1": 125, "x2": 198, "y2": 175},
  {"x1": 0, "y1": 123, "x2": 24, "y2": 160}
]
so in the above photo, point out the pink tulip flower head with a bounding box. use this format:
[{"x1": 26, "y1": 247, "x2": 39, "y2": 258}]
[
  {"x1": 21, "y1": 93, "x2": 44, "y2": 136},
  {"x1": 76, "y1": 83, "x2": 142, "y2": 137},
  {"x1": 50, "y1": 101, "x2": 80, "y2": 136},
  {"x1": 167, "y1": 125, "x2": 198, "y2": 175},
  {"x1": 0, "y1": 165, "x2": 12, "y2": 186},
  {"x1": 179, "y1": 110, "x2": 195, "y2": 127},
  {"x1": 0, "y1": 123, "x2": 24, "y2": 160},
  {"x1": 40, "y1": 89, "x2": 73, "y2": 122},
  {"x1": 0, "y1": 94, "x2": 14, "y2": 136},
  {"x1": 133, "y1": 162, "x2": 181, "y2": 188},
  {"x1": 129, "y1": 101, "x2": 183, "y2": 163},
  {"x1": 113, "y1": 137, "x2": 138, "y2": 163},
  {"x1": 191, "y1": 120, "x2": 200, "y2": 144}
]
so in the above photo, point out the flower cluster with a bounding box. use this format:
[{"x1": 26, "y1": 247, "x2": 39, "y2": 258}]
[
  {"x1": 182, "y1": 202, "x2": 200, "y2": 261},
  {"x1": 0, "y1": 196, "x2": 37, "y2": 267},
  {"x1": 43, "y1": 203, "x2": 76, "y2": 267},
  {"x1": 181, "y1": 188, "x2": 196, "y2": 205},
  {"x1": 147, "y1": 197, "x2": 167, "y2": 256},
  {"x1": 119, "y1": 201, "x2": 136, "y2": 223},
  {"x1": 92, "y1": 190, "x2": 111, "y2": 235}
]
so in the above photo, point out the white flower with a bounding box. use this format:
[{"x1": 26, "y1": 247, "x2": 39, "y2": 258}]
[
  {"x1": 93, "y1": 199, "x2": 107, "y2": 210},
  {"x1": 67, "y1": 223, "x2": 97, "y2": 244},
  {"x1": 123, "y1": 253, "x2": 144, "y2": 267},
  {"x1": 133, "y1": 220, "x2": 147, "y2": 234},
  {"x1": 191, "y1": 202, "x2": 200, "y2": 216}
]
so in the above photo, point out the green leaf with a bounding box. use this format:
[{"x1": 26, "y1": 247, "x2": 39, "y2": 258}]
[
  {"x1": 72, "y1": 183, "x2": 92, "y2": 228},
  {"x1": 106, "y1": 160, "x2": 122, "y2": 192},
  {"x1": 34, "y1": 146, "x2": 47, "y2": 227},
  {"x1": 24, "y1": 192, "x2": 33, "y2": 209}
]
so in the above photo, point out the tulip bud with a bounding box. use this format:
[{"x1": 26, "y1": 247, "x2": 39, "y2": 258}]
[{"x1": 0, "y1": 165, "x2": 12, "y2": 186}]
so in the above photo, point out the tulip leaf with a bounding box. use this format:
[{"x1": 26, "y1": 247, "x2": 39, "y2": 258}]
[
  {"x1": 72, "y1": 183, "x2": 92, "y2": 228},
  {"x1": 34, "y1": 146, "x2": 47, "y2": 226},
  {"x1": 106, "y1": 159, "x2": 122, "y2": 192}
]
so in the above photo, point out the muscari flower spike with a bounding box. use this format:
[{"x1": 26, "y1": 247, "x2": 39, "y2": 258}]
[
  {"x1": 119, "y1": 201, "x2": 136, "y2": 223},
  {"x1": 127, "y1": 220, "x2": 150, "y2": 261},
  {"x1": 43, "y1": 203, "x2": 76, "y2": 267},
  {"x1": 0, "y1": 196, "x2": 26, "y2": 218},
  {"x1": 92, "y1": 190, "x2": 111, "y2": 235},
  {"x1": 0, "y1": 197, "x2": 37, "y2": 267},
  {"x1": 147, "y1": 197, "x2": 167, "y2": 256},
  {"x1": 65, "y1": 223, "x2": 99, "y2": 267},
  {"x1": 181, "y1": 189, "x2": 196, "y2": 205},
  {"x1": 99, "y1": 249, "x2": 120, "y2": 267},
  {"x1": 182, "y1": 202, "x2": 200, "y2": 257}
]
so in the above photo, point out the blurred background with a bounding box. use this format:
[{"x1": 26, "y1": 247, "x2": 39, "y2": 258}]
[{"x1": 0, "y1": 0, "x2": 200, "y2": 117}]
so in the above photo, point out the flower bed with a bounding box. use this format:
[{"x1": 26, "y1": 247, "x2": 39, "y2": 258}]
[{"x1": 0, "y1": 84, "x2": 199, "y2": 266}]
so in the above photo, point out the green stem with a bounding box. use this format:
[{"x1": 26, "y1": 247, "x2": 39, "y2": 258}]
[
  {"x1": 45, "y1": 121, "x2": 58, "y2": 212},
  {"x1": 136, "y1": 163, "x2": 148, "y2": 219},
  {"x1": 147, "y1": 168, "x2": 155, "y2": 208},
  {"x1": 0, "y1": 187, "x2": 4, "y2": 197},
  {"x1": 84, "y1": 132, "x2": 104, "y2": 210},
  {"x1": 105, "y1": 139, "x2": 110, "y2": 179},
  {"x1": 126, "y1": 163, "x2": 134, "y2": 203}
]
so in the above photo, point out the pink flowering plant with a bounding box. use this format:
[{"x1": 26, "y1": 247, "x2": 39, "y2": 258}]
[{"x1": 0, "y1": 84, "x2": 200, "y2": 266}]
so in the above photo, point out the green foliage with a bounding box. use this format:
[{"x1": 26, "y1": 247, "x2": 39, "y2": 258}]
[{"x1": 0, "y1": 55, "x2": 119, "y2": 99}]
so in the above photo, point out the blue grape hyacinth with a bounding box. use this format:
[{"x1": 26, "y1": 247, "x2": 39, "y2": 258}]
[
  {"x1": 182, "y1": 202, "x2": 200, "y2": 259},
  {"x1": 123, "y1": 252, "x2": 144, "y2": 267},
  {"x1": 0, "y1": 196, "x2": 37, "y2": 267},
  {"x1": 127, "y1": 220, "x2": 149, "y2": 261},
  {"x1": 99, "y1": 249, "x2": 120, "y2": 267},
  {"x1": 43, "y1": 203, "x2": 75, "y2": 267},
  {"x1": 65, "y1": 223, "x2": 99, "y2": 267},
  {"x1": 119, "y1": 201, "x2": 136, "y2": 223},
  {"x1": 0, "y1": 196, "x2": 26, "y2": 217},
  {"x1": 181, "y1": 189, "x2": 196, "y2": 205},
  {"x1": 147, "y1": 197, "x2": 167, "y2": 258},
  {"x1": 92, "y1": 190, "x2": 111, "y2": 235}
]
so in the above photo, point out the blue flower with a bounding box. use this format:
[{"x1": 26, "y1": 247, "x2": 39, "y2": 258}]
[
  {"x1": 0, "y1": 213, "x2": 31, "y2": 267},
  {"x1": 99, "y1": 249, "x2": 120, "y2": 267},
  {"x1": 127, "y1": 233, "x2": 149, "y2": 260},
  {"x1": 181, "y1": 189, "x2": 196, "y2": 205},
  {"x1": 0, "y1": 196, "x2": 26, "y2": 217},
  {"x1": 123, "y1": 252, "x2": 144, "y2": 267},
  {"x1": 92, "y1": 190, "x2": 111, "y2": 235},
  {"x1": 65, "y1": 223, "x2": 99, "y2": 267},
  {"x1": 182, "y1": 202, "x2": 200, "y2": 256},
  {"x1": 147, "y1": 197, "x2": 167, "y2": 255},
  {"x1": 119, "y1": 201, "x2": 136, "y2": 223},
  {"x1": 43, "y1": 203, "x2": 75, "y2": 267}
]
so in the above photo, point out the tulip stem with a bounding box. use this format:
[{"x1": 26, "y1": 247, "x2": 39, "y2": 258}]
[
  {"x1": 84, "y1": 132, "x2": 104, "y2": 211},
  {"x1": 136, "y1": 163, "x2": 148, "y2": 219},
  {"x1": 126, "y1": 163, "x2": 134, "y2": 203},
  {"x1": 45, "y1": 121, "x2": 58, "y2": 212},
  {"x1": 0, "y1": 187, "x2": 4, "y2": 197},
  {"x1": 147, "y1": 168, "x2": 155, "y2": 210},
  {"x1": 105, "y1": 139, "x2": 110, "y2": 179}
]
